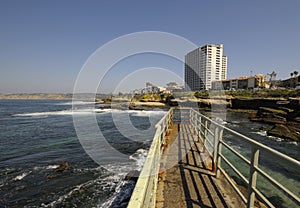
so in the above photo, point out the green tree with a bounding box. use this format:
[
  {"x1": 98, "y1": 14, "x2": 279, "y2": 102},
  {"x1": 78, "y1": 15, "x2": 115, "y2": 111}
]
[
  {"x1": 146, "y1": 82, "x2": 153, "y2": 87},
  {"x1": 166, "y1": 82, "x2": 178, "y2": 87}
]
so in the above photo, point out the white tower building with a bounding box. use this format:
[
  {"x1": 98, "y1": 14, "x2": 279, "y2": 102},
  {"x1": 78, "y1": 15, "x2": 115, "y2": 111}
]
[{"x1": 185, "y1": 44, "x2": 227, "y2": 91}]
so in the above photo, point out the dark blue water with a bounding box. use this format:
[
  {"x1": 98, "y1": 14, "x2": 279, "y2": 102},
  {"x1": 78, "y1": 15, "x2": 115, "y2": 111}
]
[
  {"x1": 209, "y1": 112, "x2": 300, "y2": 208},
  {"x1": 0, "y1": 100, "x2": 165, "y2": 207}
]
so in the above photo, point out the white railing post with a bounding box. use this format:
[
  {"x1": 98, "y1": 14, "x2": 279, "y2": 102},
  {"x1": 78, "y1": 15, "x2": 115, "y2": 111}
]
[
  {"x1": 213, "y1": 126, "x2": 219, "y2": 173},
  {"x1": 161, "y1": 121, "x2": 165, "y2": 143},
  {"x1": 216, "y1": 128, "x2": 223, "y2": 178},
  {"x1": 203, "y1": 120, "x2": 208, "y2": 152},
  {"x1": 247, "y1": 146, "x2": 260, "y2": 208},
  {"x1": 198, "y1": 115, "x2": 202, "y2": 142}
]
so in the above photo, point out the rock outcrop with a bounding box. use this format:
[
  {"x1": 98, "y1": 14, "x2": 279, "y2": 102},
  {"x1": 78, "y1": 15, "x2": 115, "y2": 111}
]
[{"x1": 250, "y1": 105, "x2": 300, "y2": 142}]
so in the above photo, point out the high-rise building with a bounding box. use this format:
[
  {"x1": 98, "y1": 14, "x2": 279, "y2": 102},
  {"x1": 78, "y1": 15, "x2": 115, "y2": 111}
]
[
  {"x1": 222, "y1": 55, "x2": 227, "y2": 80},
  {"x1": 184, "y1": 44, "x2": 227, "y2": 91}
]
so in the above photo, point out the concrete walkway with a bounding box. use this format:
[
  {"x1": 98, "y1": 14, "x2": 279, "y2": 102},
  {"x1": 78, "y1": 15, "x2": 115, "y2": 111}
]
[{"x1": 156, "y1": 124, "x2": 245, "y2": 208}]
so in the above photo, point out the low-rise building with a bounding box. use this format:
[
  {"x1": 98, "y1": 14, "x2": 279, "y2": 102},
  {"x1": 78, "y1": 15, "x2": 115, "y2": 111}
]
[
  {"x1": 279, "y1": 76, "x2": 300, "y2": 89},
  {"x1": 211, "y1": 74, "x2": 267, "y2": 90}
]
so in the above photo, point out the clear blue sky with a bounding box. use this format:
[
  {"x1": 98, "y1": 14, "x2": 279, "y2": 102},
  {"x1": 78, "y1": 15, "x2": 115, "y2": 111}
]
[{"x1": 1, "y1": 0, "x2": 299, "y2": 93}]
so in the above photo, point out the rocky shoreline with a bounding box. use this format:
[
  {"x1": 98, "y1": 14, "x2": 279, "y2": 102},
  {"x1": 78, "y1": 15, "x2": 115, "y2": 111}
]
[
  {"x1": 98, "y1": 97, "x2": 300, "y2": 142},
  {"x1": 249, "y1": 106, "x2": 300, "y2": 142},
  {"x1": 2, "y1": 94, "x2": 298, "y2": 141}
]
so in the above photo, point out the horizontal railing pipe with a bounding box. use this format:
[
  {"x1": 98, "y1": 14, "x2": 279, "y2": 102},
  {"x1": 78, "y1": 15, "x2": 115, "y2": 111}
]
[
  {"x1": 129, "y1": 107, "x2": 300, "y2": 208},
  {"x1": 188, "y1": 108, "x2": 300, "y2": 207}
]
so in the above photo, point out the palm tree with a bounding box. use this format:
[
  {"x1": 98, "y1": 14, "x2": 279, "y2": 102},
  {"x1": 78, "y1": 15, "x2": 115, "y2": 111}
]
[{"x1": 290, "y1": 72, "x2": 294, "y2": 88}]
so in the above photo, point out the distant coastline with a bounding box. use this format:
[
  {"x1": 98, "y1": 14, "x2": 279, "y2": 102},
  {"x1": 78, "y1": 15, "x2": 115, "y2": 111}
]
[{"x1": 0, "y1": 93, "x2": 73, "y2": 100}]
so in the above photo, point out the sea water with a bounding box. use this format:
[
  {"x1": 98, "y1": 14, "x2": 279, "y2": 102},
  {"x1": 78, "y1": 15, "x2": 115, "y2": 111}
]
[{"x1": 0, "y1": 100, "x2": 165, "y2": 207}]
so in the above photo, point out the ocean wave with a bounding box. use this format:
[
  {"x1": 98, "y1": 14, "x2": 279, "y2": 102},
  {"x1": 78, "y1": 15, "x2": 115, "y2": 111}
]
[
  {"x1": 129, "y1": 110, "x2": 166, "y2": 117},
  {"x1": 13, "y1": 171, "x2": 31, "y2": 181},
  {"x1": 12, "y1": 108, "x2": 166, "y2": 117},
  {"x1": 253, "y1": 130, "x2": 267, "y2": 137},
  {"x1": 12, "y1": 109, "x2": 100, "y2": 117},
  {"x1": 33, "y1": 165, "x2": 60, "y2": 171},
  {"x1": 252, "y1": 131, "x2": 287, "y2": 142},
  {"x1": 56, "y1": 101, "x2": 97, "y2": 105},
  {"x1": 100, "y1": 180, "x2": 135, "y2": 208},
  {"x1": 42, "y1": 173, "x2": 122, "y2": 208},
  {"x1": 288, "y1": 141, "x2": 298, "y2": 146},
  {"x1": 129, "y1": 149, "x2": 148, "y2": 170},
  {"x1": 267, "y1": 135, "x2": 284, "y2": 142},
  {"x1": 99, "y1": 148, "x2": 148, "y2": 207},
  {"x1": 212, "y1": 117, "x2": 227, "y2": 125}
]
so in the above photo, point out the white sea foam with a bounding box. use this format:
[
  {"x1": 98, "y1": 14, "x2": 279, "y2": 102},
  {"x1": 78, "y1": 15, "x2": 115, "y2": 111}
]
[
  {"x1": 130, "y1": 110, "x2": 166, "y2": 117},
  {"x1": 129, "y1": 148, "x2": 148, "y2": 171},
  {"x1": 99, "y1": 148, "x2": 149, "y2": 207},
  {"x1": 100, "y1": 180, "x2": 135, "y2": 208},
  {"x1": 13, "y1": 171, "x2": 31, "y2": 181},
  {"x1": 212, "y1": 117, "x2": 227, "y2": 125},
  {"x1": 267, "y1": 135, "x2": 284, "y2": 142},
  {"x1": 13, "y1": 109, "x2": 101, "y2": 117},
  {"x1": 231, "y1": 120, "x2": 241, "y2": 124},
  {"x1": 42, "y1": 173, "x2": 122, "y2": 208},
  {"x1": 253, "y1": 131, "x2": 286, "y2": 142},
  {"x1": 253, "y1": 130, "x2": 267, "y2": 137},
  {"x1": 46, "y1": 165, "x2": 60, "y2": 169},
  {"x1": 56, "y1": 101, "x2": 97, "y2": 105},
  {"x1": 13, "y1": 108, "x2": 166, "y2": 117},
  {"x1": 288, "y1": 141, "x2": 298, "y2": 146}
]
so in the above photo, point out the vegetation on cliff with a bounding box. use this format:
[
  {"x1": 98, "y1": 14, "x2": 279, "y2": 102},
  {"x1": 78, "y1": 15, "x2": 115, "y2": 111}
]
[{"x1": 193, "y1": 89, "x2": 300, "y2": 99}]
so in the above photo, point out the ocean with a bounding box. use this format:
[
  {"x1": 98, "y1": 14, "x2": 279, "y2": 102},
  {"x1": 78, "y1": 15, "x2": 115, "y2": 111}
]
[
  {"x1": 0, "y1": 100, "x2": 299, "y2": 207},
  {"x1": 0, "y1": 100, "x2": 165, "y2": 207}
]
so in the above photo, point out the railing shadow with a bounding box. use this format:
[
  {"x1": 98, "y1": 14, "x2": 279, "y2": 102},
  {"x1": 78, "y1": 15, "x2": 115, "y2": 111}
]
[{"x1": 178, "y1": 124, "x2": 229, "y2": 208}]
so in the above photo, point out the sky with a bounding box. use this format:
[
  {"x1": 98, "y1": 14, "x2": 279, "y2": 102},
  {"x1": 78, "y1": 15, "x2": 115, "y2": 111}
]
[{"x1": 0, "y1": 0, "x2": 300, "y2": 93}]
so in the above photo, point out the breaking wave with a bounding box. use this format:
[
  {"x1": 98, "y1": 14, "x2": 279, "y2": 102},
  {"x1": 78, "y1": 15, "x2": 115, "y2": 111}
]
[{"x1": 12, "y1": 109, "x2": 166, "y2": 117}]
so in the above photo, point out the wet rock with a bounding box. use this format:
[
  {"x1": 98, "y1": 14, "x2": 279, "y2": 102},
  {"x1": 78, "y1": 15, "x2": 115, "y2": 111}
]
[
  {"x1": 55, "y1": 162, "x2": 71, "y2": 173},
  {"x1": 268, "y1": 124, "x2": 300, "y2": 142},
  {"x1": 47, "y1": 162, "x2": 72, "y2": 179},
  {"x1": 99, "y1": 105, "x2": 111, "y2": 110},
  {"x1": 249, "y1": 107, "x2": 287, "y2": 124},
  {"x1": 250, "y1": 107, "x2": 300, "y2": 142}
]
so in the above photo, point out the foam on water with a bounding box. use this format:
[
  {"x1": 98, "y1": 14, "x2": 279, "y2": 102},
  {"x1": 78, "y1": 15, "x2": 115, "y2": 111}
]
[
  {"x1": 56, "y1": 101, "x2": 97, "y2": 105},
  {"x1": 13, "y1": 171, "x2": 31, "y2": 181},
  {"x1": 129, "y1": 110, "x2": 166, "y2": 117},
  {"x1": 40, "y1": 148, "x2": 149, "y2": 208},
  {"x1": 211, "y1": 117, "x2": 227, "y2": 125},
  {"x1": 253, "y1": 130, "x2": 267, "y2": 137},
  {"x1": 99, "y1": 148, "x2": 149, "y2": 208},
  {"x1": 267, "y1": 135, "x2": 284, "y2": 142},
  {"x1": 12, "y1": 108, "x2": 166, "y2": 117},
  {"x1": 13, "y1": 109, "x2": 102, "y2": 117},
  {"x1": 46, "y1": 165, "x2": 60, "y2": 169},
  {"x1": 100, "y1": 180, "x2": 135, "y2": 208},
  {"x1": 129, "y1": 149, "x2": 148, "y2": 170},
  {"x1": 288, "y1": 141, "x2": 298, "y2": 146},
  {"x1": 252, "y1": 130, "x2": 287, "y2": 142}
]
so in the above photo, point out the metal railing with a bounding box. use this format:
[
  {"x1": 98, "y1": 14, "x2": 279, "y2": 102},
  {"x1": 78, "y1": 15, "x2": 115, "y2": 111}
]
[
  {"x1": 188, "y1": 108, "x2": 300, "y2": 208},
  {"x1": 128, "y1": 108, "x2": 300, "y2": 208},
  {"x1": 127, "y1": 109, "x2": 173, "y2": 208}
]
